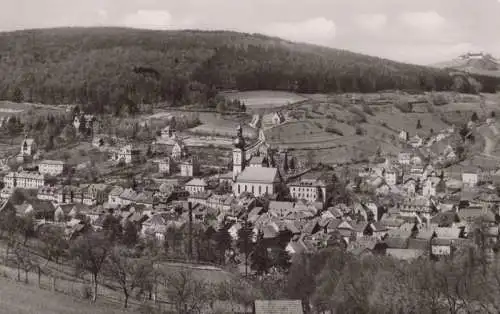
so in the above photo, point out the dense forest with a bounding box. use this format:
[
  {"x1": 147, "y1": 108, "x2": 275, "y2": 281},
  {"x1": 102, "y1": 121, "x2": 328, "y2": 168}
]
[{"x1": 0, "y1": 27, "x2": 498, "y2": 113}]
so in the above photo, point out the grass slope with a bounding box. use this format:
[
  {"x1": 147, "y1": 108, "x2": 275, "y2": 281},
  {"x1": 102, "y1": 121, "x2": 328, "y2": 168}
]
[{"x1": 0, "y1": 277, "x2": 127, "y2": 314}]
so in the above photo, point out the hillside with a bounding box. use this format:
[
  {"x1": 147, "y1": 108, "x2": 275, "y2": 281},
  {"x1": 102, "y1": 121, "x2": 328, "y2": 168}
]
[
  {"x1": 434, "y1": 52, "x2": 500, "y2": 78},
  {"x1": 0, "y1": 27, "x2": 462, "y2": 113}
]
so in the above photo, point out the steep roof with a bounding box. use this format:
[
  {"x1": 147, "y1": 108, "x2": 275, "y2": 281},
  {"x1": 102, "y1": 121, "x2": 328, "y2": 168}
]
[
  {"x1": 254, "y1": 300, "x2": 304, "y2": 314},
  {"x1": 236, "y1": 167, "x2": 279, "y2": 184}
]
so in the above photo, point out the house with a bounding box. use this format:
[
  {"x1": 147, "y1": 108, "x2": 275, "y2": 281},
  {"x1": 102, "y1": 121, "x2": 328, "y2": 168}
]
[
  {"x1": 409, "y1": 134, "x2": 423, "y2": 148},
  {"x1": 180, "y1": 156, "x2": 200, "y2": 177},
  {"x1": 141, "y1": 212, "x2": 177, "y2": 240},
  {"x1": 384, "y1": 168, "x2": 401, "y2": 186},
  {"x1": 422, "y1": 177, "x2": 445, "y2": 197},
  {"x1": 233, "y1": 167, "x2": 280, "y2": 197},
  {"x1": 399, "y1": 130, "x2": 409, "y2": 142},
  {"x1": 398, "y1": 197, "x2": 435, "y2": 220},
  {"x1": 38, "y1": 160, "x2": 66, "y2": 176},
  {"x1": 4, "y1": 171, "x2": 45, "y2": 189},
  {"x1": 82, "y1": 184, "x2": 110, "y2": 205},
  {"x1": 111, "y1": 144, "x2": 141, "y2": 164},
  {"x1": 398, "y1": 152, "x2": 412, "y2": 165},
  {"x1": 271, "y1": 112, "x2": 286, "y2": 126},
  {"x1": 254, "y1": 300, "x2": 303, "y2": 314},
  {"x1": 156, "y1": 157, "x2": 173, "y2": 174},
  {"x1": 185, "y1": 178, "x2": 207, "y2": 194},
  {"x1": 288, "y1": 172, "x2": 333, "y2": 206},
  {"x1": 249, "y1": 156, "x2": 267, "y2": 168},
  {"x1": 108, "y1": 186, "x2": 124, "y2": 206},
  {"x1": 462, "y1": 166, "x2": 479, "y2": 187}
]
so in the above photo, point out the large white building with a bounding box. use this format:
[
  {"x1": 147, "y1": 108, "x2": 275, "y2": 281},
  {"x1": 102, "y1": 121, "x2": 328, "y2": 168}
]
[
  {"x1": 38, "y1": 160, "x2": 66, "y2": 176},
  {"x1": 4, "y1": 171, "x2": 45, "y2": 189},
  {"x1": 288, "y1": 177, "x2": 330, "y2": 205},
  {"x1": 233, "y1": 167, "x2": 280, "y2": 197}
]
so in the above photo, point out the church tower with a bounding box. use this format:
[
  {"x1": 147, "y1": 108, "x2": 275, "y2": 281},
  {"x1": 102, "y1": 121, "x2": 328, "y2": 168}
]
[{"x1": 233, "y1": 125, "x2": 246, "y2": 181}]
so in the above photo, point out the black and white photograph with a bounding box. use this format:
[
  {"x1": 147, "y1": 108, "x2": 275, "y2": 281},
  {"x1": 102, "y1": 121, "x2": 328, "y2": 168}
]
[{"x1": 0, "y1": 0, "x2": 499, "y2": 313}]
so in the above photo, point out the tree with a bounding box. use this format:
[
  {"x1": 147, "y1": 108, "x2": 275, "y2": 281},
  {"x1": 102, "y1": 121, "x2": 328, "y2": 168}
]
[
  {"x1": 214, "y1": 226, "x2": 232, "y2": 265},
  {"x1": 10, "y1": 242, "x2": 34, "y2": 283},
  {"x1": 11, "y1": 87, "x2": 24, "y2": 103},
  {"x1": 416, "y1": 119, "x2": 422, "y2": 129},
  {"x1": 105, "y1": 248, "x2": 154, "y2": 308},
  {"x1": 18, "y1": 215, "x2": 35, "y2": 245},
  {"x1": 250, "y1": 233, "x2": 271, "y2": 275},
  {"x1": 101, "y1": 213, "x2": 122, "y2": 243},
  {"x1": 491, "y1": 111, "x2": 496, "y2": 118},
  {"x1": 70, "y1": 232, "x2": 111, "y2": 302},
  {"x1": 236, "y1": 221, "x2": 254, "y2": 277},
  {"x1": 122, "y1": 220, "x2": 138, "y2": 247},
  {"x1": 471, "y1": 112, "x2": 479, "y2": 122},
  {"x1": 38, "y1": 226, "x2": 68, "y2": 291},
  {"x1": 163, "y1": 270, "x2": 213, "y2": 314}
]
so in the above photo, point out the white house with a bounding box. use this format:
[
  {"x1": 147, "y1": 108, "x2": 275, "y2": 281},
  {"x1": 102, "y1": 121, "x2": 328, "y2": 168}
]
[
  {"x1": 38, "y1": 160, "x2": 66, "y2": 176},
  {"x1": 398, "y1": 152, "x2": 412, "y2": 165},
  {"x1": 3, "y1": 171, "x2": 45, "y2": 189},
  {"x1": 399, "y1": 130, "x2": 409, "y2": 142},
  {"x1": 462, "y1": 166, "x2": 479, "y2": 187},
  {"x1": 185, "y1": 178, "x2": 207, "y2": 194}
]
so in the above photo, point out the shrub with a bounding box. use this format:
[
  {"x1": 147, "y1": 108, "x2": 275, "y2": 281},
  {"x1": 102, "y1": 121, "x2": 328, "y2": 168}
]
[
  {"x1": 355, "y1": 125, "x2": 365, "y2": 136},
  {"x1": 325, "y1": 126, "x2": 344, "y2": 136},
  {"x1": 348, "y1": 107, "x2": 367, "y2": 123},
  {"x1": 395, "y1": 100, "x2": 412, "y2": 113},
  {"x1": 362, "y1": 104, "x2": 375, "y2": 116},
  {"x1": 430, "y1": 93, "x2": 448, "y2": 106}
]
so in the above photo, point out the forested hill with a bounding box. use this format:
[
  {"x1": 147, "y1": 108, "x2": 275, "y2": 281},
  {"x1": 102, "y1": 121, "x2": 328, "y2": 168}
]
[{"x1": 0, "y1": 27, "x2": 492, "y2": 112}]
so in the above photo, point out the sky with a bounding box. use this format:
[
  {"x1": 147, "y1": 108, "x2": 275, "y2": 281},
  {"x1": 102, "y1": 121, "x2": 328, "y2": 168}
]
[{"x1": 2, "y1": 0, "x2": 499, "y2": 65}]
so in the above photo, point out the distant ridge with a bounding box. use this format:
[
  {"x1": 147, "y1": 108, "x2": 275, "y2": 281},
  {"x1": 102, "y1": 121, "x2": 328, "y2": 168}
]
[
  {"x1": 0, "y1": 27, "x2": 497, "y2": 112},
  {"x1": 433, "y1": 52, "x2": 500, "y2": 78}
]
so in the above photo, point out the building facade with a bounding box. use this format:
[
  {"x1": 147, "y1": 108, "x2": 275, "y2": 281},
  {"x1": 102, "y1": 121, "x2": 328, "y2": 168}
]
[
  {"x1": 4, "y1": 171, "x2": 45, "y2": 189},
  {"x1": 38, "y1": 160, "x2": 66, "y2": 176}
]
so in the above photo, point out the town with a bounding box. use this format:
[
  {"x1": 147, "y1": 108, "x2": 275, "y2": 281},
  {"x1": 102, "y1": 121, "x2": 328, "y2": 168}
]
[{"x1": 0, "y1": 90, "x2": 499, "y2": 313}]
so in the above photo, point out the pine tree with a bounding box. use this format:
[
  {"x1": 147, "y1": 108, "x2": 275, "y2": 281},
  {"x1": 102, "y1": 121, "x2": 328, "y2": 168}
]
[
  {"x1": 236, "y1": 221, "x2": 254, "y2": 276},
  {"x1": 416, "y1": 119, "x2": 422, "y2": 129},
  {"x1": 471, "y1": 112, "x2": 479, "y2": 122},
  {"x1": 214, "y1": 226, "x2": 232, "y2": 265}
]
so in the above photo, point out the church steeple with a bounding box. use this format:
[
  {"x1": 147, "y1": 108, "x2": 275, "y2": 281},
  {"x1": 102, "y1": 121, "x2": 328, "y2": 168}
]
[{"x1": 233, "y1": 124, "x2": 246, "y2": 181}]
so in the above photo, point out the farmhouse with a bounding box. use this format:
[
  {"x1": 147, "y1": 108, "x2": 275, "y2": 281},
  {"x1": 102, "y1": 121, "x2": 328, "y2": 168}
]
[{"x1": 38, "y1": 160, "x2": 66, "y2": 176}]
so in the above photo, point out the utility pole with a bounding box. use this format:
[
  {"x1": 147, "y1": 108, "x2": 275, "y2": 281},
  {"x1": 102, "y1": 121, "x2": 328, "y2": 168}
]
[{"x1": 188, "y1": 201, "x2": 193, "y2": 260}]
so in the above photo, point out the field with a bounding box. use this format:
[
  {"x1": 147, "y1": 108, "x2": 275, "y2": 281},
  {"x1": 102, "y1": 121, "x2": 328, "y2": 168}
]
[
  {"x1": 0, "y1": 101, "x2": 70, "y2": 118},
  {"x1": 0, "y1": 277, "x2": 127, "y2": 314},
  {"x1": 221, "y1": 90, "x2": 308, "y2": 110}
]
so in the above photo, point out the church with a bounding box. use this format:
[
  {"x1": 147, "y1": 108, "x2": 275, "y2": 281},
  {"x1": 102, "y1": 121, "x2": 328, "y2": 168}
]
[{"x1": 231, "y1": 125, "x2": 282, "y2": 197}]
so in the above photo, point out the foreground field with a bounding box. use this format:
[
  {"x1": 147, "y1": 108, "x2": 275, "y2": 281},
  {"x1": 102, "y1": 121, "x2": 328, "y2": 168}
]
[{"x1": 0, "y1": 277, "x2": 127, "y2": 314}]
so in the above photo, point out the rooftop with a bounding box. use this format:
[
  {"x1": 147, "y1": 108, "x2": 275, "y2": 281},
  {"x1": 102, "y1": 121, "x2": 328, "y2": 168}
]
[{"x1": 236, "y1": 167, "x2": 279, "y2": 184}]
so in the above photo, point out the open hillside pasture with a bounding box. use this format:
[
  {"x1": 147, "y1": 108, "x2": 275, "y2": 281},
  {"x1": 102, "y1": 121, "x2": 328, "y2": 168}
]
[{"x1": 221, "y1": 90, "x2": 308, "y2": 111}]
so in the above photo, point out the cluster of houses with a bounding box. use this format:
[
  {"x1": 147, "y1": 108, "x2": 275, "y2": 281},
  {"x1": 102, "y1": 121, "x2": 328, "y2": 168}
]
[{"x1": 2, "y1": 113, "x2": 500, "y2": 268}]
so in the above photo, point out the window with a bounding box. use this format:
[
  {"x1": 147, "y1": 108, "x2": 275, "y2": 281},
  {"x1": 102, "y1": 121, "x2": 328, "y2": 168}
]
[
  {"x1": 252, "y1": 186, "x2": 254, "y2": 194},
  {"x1": 259, "y1": 186, "x2": 261, "y2": 194},
  {"x1": 266, "y1": 186, "x2": 269, "y2": 194},
  {"x1": 245, "y1": 185, "x2": 247, "y2": 192},
  {"x1": 238, "y1": 184, "x2": 241, "y2": 194}
]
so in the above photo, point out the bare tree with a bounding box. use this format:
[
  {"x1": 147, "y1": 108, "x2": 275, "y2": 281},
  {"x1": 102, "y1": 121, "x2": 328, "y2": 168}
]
[
  {"x1": 104, "y1": 247, "x2": 154, "y2": 308},
  {"x1": 38, "y1": 226, "x2": 68, "y2": 291},
  {"x1": 70, "y1": 231, "x2": 111, "y2": 302},
  {"x1": 10, "y1": 243, "x2": 34, "y2": 283},
  {"x1": 163, "y1": 270, "x2": 213, "y2": 314}
]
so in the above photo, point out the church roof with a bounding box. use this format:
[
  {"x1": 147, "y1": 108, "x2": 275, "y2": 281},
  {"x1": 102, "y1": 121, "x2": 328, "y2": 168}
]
[{"x1": 236, "y1": 167, "x2": 279, "y2": 184}]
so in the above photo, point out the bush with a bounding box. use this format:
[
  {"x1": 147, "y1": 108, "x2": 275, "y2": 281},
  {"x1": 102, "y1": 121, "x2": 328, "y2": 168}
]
[
  {"x1": 362, "y1": 104, "x2": 375, "y2": 116},
  {"x1": 430, "y1": 93, "x2": 448, "y2": 106},
  {"x1": 355, "y1": 125, "x2": 365, "y2": 136},
  {"x1": 395, "y1": 100, "x2": 412, "y2": 113},
  {"x1": 325, "y1": 126, "x2": 344, "y2": 136},
  {"x1": 348, "y1": 107, "x2": 367, "y2": 123}
]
